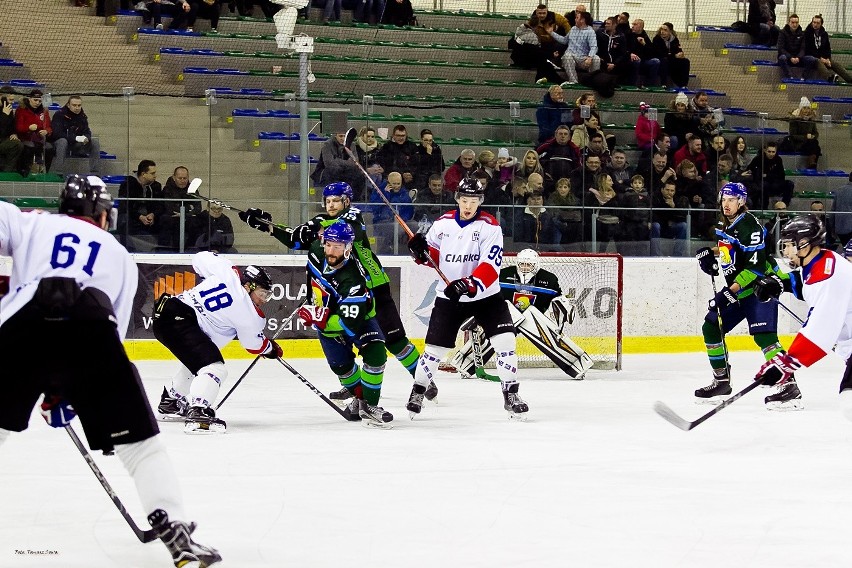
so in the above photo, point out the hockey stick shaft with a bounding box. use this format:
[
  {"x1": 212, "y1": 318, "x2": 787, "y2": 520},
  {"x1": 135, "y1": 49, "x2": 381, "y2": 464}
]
[
  {"x1": 275, "y1": 356, "x2": 349, "y2": 420},
  {"x1": 186, "y1": 178, "x2": 276, "y2": 228},
  {"x1": 64, "y1": 425, "x2": 159, "y2": 543},
  {"x1": 653, "y1": 380, "x2": 761, "y2": 431},
  {"x1": 776, "y1": 299, "x2": 805, "y2": 326},
  {"x1": 216, "y1": 300, "x2": 307, "y2": 411},
  {"x1": 709, "y1": 273, "x2": 731, "y2": 371}
]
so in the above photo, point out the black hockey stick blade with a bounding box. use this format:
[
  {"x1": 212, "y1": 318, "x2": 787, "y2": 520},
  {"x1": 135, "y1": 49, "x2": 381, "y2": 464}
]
[
  {"x1": 65, "y1": 425, "x2": 159, "y2": 543},
  {"x1": 653, "y1": 380, "x2": 762, "y2": 431},
  {"x1": 343, "y1": 127, "x2": 357, "y2": 150},
  {"x1": 276, "y1": 357, "x2": 352, "y2": 421}
]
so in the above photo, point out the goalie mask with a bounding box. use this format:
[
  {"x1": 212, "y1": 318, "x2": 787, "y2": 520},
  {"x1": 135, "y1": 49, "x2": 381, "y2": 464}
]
[{"x1": 516, "y1": 248, "x2": 540, "y2": 284}]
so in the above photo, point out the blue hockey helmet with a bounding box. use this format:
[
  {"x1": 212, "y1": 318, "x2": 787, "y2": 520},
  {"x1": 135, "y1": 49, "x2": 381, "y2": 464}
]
[
  {"x1": 322, "y1": 220, "x2": 355, "y2": 247},
  {"x1": 719, "y1": 182, "x2": 747, "y2": 207},
  {"x1": 322, "y1": 182, "x2": 353, "y2": 201}
]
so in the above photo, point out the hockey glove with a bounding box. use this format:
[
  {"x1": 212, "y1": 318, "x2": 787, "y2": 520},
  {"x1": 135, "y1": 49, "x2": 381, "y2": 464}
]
[
  {"x1": 262, "y1": 339, "x2": 283, "y2": 360},
  {"x1": 753, "y1": 274, "x2": 784, "y2": 303},
  {"x1": 407, "y1": 233, "x2": 430, "y2": 264},
  {"x1": 708, "y1": 287, "x2": 738, "y2": 311},
  {"x1": 40, "y1": 395, "x2": 76, "y2": 428},
  {"x1": 238, "y1": 208, "x2": 272, "y2": 231},
  {"x1": 444, "y1": 277, "x2": 478, "y2": 302},
  {"x1": 695, "y1": 247, "x2": 719, "y2": 276},
  {"x1": 293, "y1": 219, "x2": 321, "y2": 246},
  {"x1": 755, "y1": 352, "x2": 800, "y2": 386},
  {"x1": 298, "y1": 305, "x2": 330, "y2": 330}
]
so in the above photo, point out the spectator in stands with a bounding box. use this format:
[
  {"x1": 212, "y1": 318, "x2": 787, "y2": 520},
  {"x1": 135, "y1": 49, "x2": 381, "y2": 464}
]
[
  {"x1": 582, "y1": 131, "x2": 612, "y2": 167},
  {"x1": 663, "y1": 91, "x2": 694, "y2": 150},
  {"x1": 571, "y1": 92, "x2": 597, "y2": 126},
  {"x1": 763, "y1": 200, "x2": 790, "y2": 255},
  {"x1": 787, "y1": 99, "x2": 821, "y2": 170},
  {"x1": 537, "y1": 125, "x2": 581, "y2": 191},
  {"x1": 413, "y1": 174, "x2": 451, "y2": 233},
  {"x1": 529, "y1": 4, "x2": 569, "y2": 52},
  {"x1": 137, "y1": 0, "x2": 176, "y2": 29},
  {"x1": 515, "y1": 149, "x2": 545, "y2": 179},
  {"x1": 745, "y1": 140, "x2": 793, "y2": 208},
  {"x1": 510, "y1": 176, "x2": 533, "y2": 206},
  {"x1": 380, "y1": 0, "x2": 415, "y2": 26},
  {"x1": 513, "y1": 21, "x2": 557, "y2": 81},
  {"x1": 605, "y1": 148, "x2": 633, "y2": 192},
  {"x1": 747, "y1": 0, "x2": 779, "y2": 47},
  {"x1": 626, "y1": 18, "x2": 661, "y2": 87},
  {"x1": 494, "y1": 147, "x2": 517, "y2": 188},
  {"x1": 14, "y1": 89, "x2": 52, "y2": 176},
  {"x1": 191, "y1": 202, "x2": 236, "y2": 253},
  {"x1": 689, "y1": 91, "x2": 723, "y2": 144},
  {"x1": 369, "y1": 171, "x2": 413, "y2": 254},
  {"x1": 809, "y1": 200, "x2": 836, "y2": 249},
  {"x1": 117, "y1": 159, "x2": 164, "y2": 251},
  {"x1": 354, "y1": 0, "x2": 383, "y2": 24},
  {"x1": 570, "y1": 113, "x2": 601, "y2": 150},
  {"x1": 159, "y1": 166, "x2": 202, "y2": 252},
  {"x1": 476, "y1": 150, "x2": 498, "y2": 189},
  {"x1": 412, "y1": 128, "x2": 443, "y2": 193},
  {"x1": 727, "y1": 135, "x2": 754, "y2": 182},
  {"x1": 777, "y1": 14, "x2": 816, "y2": 80},
  {"x1": 355, "y1": 125, "x2": 383, "y2": 187},
  {"x1": 377, "y1": 124, "x2": 417, "y2": 187},
  {"x1": 619, "y1": 174, "x2": 651, "y2": 244},
  {"x1": 312, "y1": 129, "x2": 365, "y2": 200},
  {"x1": 638, "y1": 131, "x2": 673, "y2": 171},
  {"x1": 583, "y1": 172, "x2": 621, "y2": 252},
  {"x1": 705, "y1": 153, "x2": 734, "y2": 201},
  {"x1": 634, "y1": 101, "x2": 660, "y2": 153},
  {"x1": 547, "y1": 11, "x2": 600, "y2": 86},
  {"x1": 638, "y1": 151, "x2": 677, "y2": 194},
  {"x1": 570, "y1": 153, "x2": 603, "y2": 198},
  {"x1": 832, "y1": 172, "x2": 852, "y2": 246},
  {"x1": 547, "y1": 177, "x2": 583, "y2": 244},
  {"x1": 705, "y1": 134, "x2": 729, "y2": 174},
  {"x1": 513, "y1": 190, "x2": 559, "y2": 246},
  {"x1": 597, "y1": 16, "x2": 631, "y2": 85},
  {"x1": 536, "y1": 85, "x2": 571, "y2": 145},
  {"x1": 443, "y1": 148, "x2": 478, "y2": 193},
  {"x1": 49, "y1": 95, "x2": 101, "y2": 176},
  {"x1": 650, "y1": 179, "x2": 689, "y2": 256},
  {"x1": 805, "y1": 14, "x2": 852, "y2": 84},
  {"x1": 565, "y1": 3, "x2": 587, "y2": 28},
  {"x1": 322, "y1": 0, "x2": 342, "y2": 23},
  {"x1": 653, "y1": 22, "x2": 691, "y2": 88},
  {"x1": 615, "y1": 12, "x2": 630, "y2": 36},
  {"x1": 673, "y1": 134, "x2": 707, "y2": 173},
  {"x1": 676, "y1": 158, "x2": 714, "y2": 237},
  {"x1": 233, "y1": 0, "x2": 282, "y2": 18},
  {"x1": 169, "y1": 0, "x2": 215, "y2": 32},
  {"x1": 0, "y1": 87, "x2": 22, "y2": 173}
]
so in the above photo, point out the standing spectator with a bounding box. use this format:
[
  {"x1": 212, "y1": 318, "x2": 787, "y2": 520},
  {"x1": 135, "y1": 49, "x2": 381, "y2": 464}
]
[
  {"x1": 605, "y1": 148, "x2": 633, "y2": 192},
  {"x1": 663, "y1": 91, "x2": 694, "y2": 150},
  {"x1": 49, "y1": 95, "x2": 101, "y2": 176},
  {"x1": 673, "y1": 134, "x2": 708, "y2": 173},
  {"x1": 444, "y1": 148, "x2": 478, "y2": 193},
  {"x1": 597, "y1": 16, "x2": 631, "y2": 84},
  {"x1": 412, "y1": 128, "x2": 443, "y2": 192},
  {"x1": 159, "y1": 166, "x2": 202, "y2": 252},
  {"x1": 777, "y1": 14, "x2": 816, "y2": 80},
  {"x1": 117, "y1": 159, "x2": 165, "y2": 251},
  {"x1": 369, "y1": 172, "x2": 413, "y2": 254},
  {"x1": 583, "y1": 172, "x2": 621, "y2": 252},
  {"x1": 0, "y1": 87, "x2": 22, "y2": 173},
  {"x1": 634, "y1": 102, "x2": 660, "y2": 153},
  {"x1": 537, "y1": 125, "x2": 581, "y2": 190},
  {"x1": 322, "y1": 0, "x2": 342, "y2": 23},
  {"x1": 747, "y1": 0, "x2": 779, "y2": 47},
  {"x1": 727, "y1": 135, "x2": 754, "y2": 182},
  {"x1": 354, "y1": 126, "x2": 383, "y2": 187},
  {"x1": 787, "y1": 99, "x2": 821, "y2": 170},
  {"x1": 619, "y1": 174, "x2": 651, "y2": 245},
  {"x1": 650, "y1": 179, "x2": 689, "y2": 256},
  {"x1": 653, "y1": 22, "x2": 691, "y2": 88},
  {"x1": 536, "y1": 85, "x2": 571, "y2": 145},
  {"x1": 513, "y1": 191, "x2": 559, "y2": 245},
  {"x1": 831, "y1": 172, "x2": 852, "y2": 246},
  {"x1": 380, "y1": 0, "x2": 415, "y2": 26},
  {"x1": 626, "y1": 18, "x2": 661, "y2": 87},
  {"x1": 514, "y1": 149, "x2": 545, "y2": 179},
  {"x1": 14, "y1": 89, "x2": 52, "y2": 176},
  {"x1": 191, "y1": 203, "x2": 237, "y2": 253},
  {"x1": 547, "y1": 177, "x2": 583, "y2": 244},
  {"x1": 311, "y1": 130, "x2": 364, "y2": 200},
  {"x1": 745, "y1": 141, "x2": 793, "y2": 208},
  {"x1": 547, "y1": 11, "x2": 600, "y2": 86},
  {"x1": 805, "y1": 14, "x2": 852, "y2": 84},
  {"x1": 377, "y1": 124, "x2": 417, "y2": 187}
]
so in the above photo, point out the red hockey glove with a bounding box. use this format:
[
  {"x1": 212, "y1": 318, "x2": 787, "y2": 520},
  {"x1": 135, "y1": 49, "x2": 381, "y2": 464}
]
[
  {"x1": 444, "y1": 277, "x2": 478, "y2": 302},
  {"x1": 262, "y1": 339, "x2": 283, "y2": 360},
  {"x1": 40, "y1": 395, "x2": 76, "y2": 428},
  {"x1": 298, "y1": 305, "x2": 330, "y2": 330},
  {"x1": 755, "y1": 352, "x2": 801, "y2": 386}
]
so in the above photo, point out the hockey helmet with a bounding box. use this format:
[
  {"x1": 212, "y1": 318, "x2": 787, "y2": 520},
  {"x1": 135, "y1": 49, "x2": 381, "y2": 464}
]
[
  {"x1": 322, "y1": 182, "x2": 354, "y2": 201},
  {"x1": 455, "y1": 177, "x2": 485, "y2": 199},
  {"x1": 516, "y1": 248, "x2": 540, "y2": 283},
  {"x1": 321, "y1": 219, "x2": 355, "y2": 248},
  {"x1": 241, "y1": 264, "x2": 273, "y2": 295},
  {"x1": 59, "y1": 174, "x2": 114, "y2": 224},
  {"x1": 779, "y1": 214, "x2": 826, "y2": 251},
  {"x1": 719, "y1": 182, "x2": 747, "y2": 208},
  {"x1": 844, "y1": 239, "x2": 852, "y2": 260}
]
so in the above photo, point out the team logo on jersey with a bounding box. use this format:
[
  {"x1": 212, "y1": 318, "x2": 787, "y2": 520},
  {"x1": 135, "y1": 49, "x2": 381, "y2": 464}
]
[
  {"x1": 512, "y1": 292, "x2": 536, "y2": 310},
  {"x1": 154, "y1": 271, "x2": 197, "y2": 297},
  {"x1": 472, "y1": 231, "x2": 480, "y2": 242},
  {"x1": 718, "y1": 242, "x2": 735, "y2": 275},
  {"x1": 444, "y1": 253, "x2": 480, "y2": 263}
]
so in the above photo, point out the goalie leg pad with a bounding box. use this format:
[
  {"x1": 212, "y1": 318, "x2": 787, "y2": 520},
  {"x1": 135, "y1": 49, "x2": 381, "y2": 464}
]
[
  {"x1": 517, "y1": 306, "x2": 594, "y2": 379},
  {"x1": 449, "y1": 329, "x2": 495, "y2": 377}
]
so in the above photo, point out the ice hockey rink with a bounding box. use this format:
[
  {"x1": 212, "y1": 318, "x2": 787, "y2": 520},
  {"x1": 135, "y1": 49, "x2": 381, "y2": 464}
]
[{"x1": 2, "y1": 351, "x2": 851, "y2": 568}]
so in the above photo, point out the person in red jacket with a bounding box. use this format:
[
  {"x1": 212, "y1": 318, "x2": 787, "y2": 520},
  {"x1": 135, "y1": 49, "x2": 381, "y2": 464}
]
[
  {"x1": 634, "y1": 101, "x2": 660, "y2": 152},
  {"x1": 14, "y1": 89, "x2": 52, "y2": 176},
  {"x1": 672, "y1": 133, "x2": 707, "y2": 174}
]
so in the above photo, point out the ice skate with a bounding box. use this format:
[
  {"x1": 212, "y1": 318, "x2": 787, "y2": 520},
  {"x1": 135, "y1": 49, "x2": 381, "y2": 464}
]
[
  {"x1": 341, "y1": 397, "x2": 362, "y2": 422},
  {"x1": 358, "y1": 399, "x2": 393, "y2": 429},
  {"x1": 424, "y1": 379, "x2": 439, "y2": 402},
  {"x1": 694, "y1": 378, "x2": 732, "y2": 404},
  {"x1": 148, "y1": 509, "x2": 222, "y2": 568},
  {"x1": 765, "y1": 379, "x2": 803, "y2": 411},
  {"x1": 502, "y1": 381, "x2": 529, "y2": 420},
  {"x1": 184, "y1": 406, "x2": 227, "y2": 434},
  {"x1": 157, "y1": 387, "x2": 187, "y2": 421},
  {"x1": 407, "y1": 383, "x2": 426, "y2": 420},
  {"x1": 329, "y1": 386, "x2": 354, "y2": 402}
]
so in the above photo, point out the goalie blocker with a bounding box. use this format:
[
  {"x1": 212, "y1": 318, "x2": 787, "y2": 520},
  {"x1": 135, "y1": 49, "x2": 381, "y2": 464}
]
[{"x1": 451, "y1": 298, "x2": 593, "y2": 379}]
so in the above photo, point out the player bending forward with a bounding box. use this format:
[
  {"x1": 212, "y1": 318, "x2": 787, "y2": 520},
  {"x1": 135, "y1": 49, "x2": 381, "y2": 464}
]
[
  {"x1": 0, "y1": 175, "x2": 220, "y2": 567},
  {"x1": 239, "y1": 181, "x2": 437, "y2": 402},
  {"x1": 753, "y1": 215, "x2": 852, "y2": 417},
  {"x1": 154, "y1": 252, "x2": 281, "y2": 434},
  {"x1": 407, "y1": 178, "x2": 529, "y2": 419},
  {"x1": 298, "y1": 220, "x2": 393, "y2": 427}
]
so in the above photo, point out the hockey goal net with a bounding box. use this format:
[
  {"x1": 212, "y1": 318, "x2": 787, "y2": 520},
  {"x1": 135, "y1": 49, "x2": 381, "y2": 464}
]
[{"x1": 486, "y1": 252, "x2": 623, "y2": 371}]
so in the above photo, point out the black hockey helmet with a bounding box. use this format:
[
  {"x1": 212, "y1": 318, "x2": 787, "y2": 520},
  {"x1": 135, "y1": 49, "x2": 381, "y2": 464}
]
[
  {"x1": 241, "y1": 265, "x2": 273, "y2": 292},
  {"x1": 779, "y1": 214, "x2": 826, "y2": 250},
  {"x1": 59, "y1": 174, "x2": 114, "y2": 222},
  {"x1": 455, "y1": 177, "x2": 485, "y2": 198}
]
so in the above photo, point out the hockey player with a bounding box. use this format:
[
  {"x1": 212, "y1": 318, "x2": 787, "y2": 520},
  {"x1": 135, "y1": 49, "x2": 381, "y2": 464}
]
[
  {"x1": 500, "y1": 248, "x2": 561, "y2": 312},
  {"x1": 154, "y1": 252, "x2": 282, "y2": 434},
  {"x1": 0, "y1": 175, "x2": 220, "y2": 567},
  {"x1": 238, "y1": 181, "x2": 437, "y2": 401},
  {"x1": 298, "y1": 220, "x2": 393, "y2": 427},
  {"x1": 752, "y1": 215, "x2": 852, "y2": 416},
  {"x1": 407, "y1": 177, "x2": 529, "y2": 419},
  {"x1": 693, "y1": 181, "x2": 800, "y2": 409}
]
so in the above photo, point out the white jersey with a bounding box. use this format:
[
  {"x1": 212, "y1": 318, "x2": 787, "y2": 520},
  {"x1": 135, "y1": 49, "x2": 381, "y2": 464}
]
[
  {"x1": 425, "y1": 209, "x2": 504, "y2": 302},
  {"x1": 789, "y1": 249, "x2": 852, "y2": 365},
  {"x1": 0, "y1": 201, "x2": 138, "y2": 340},
  {"x1": 177, "y1": 251, "x2": 270, "y2": 354}
]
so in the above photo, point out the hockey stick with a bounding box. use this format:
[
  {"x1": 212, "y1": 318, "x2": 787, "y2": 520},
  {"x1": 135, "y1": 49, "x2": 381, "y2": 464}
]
[
  {"x1": 709, "y1": 272, "x2": 731, "y2": 373},
  {"x1": 340, "y1": 128, "x2": 450, "y2": 285},
  {"x1": 653, "y1": 381, "x2": 761, "y2": 431},
  {"x1": 215, "y1": 300, "x2": 308, "y2": 411},
  {"x1": 275, "y1": 356, "x2": 353, "y2": 421},
  {"x1": 776, "y1": 299, "x2": 805, "y2": 326},
  {"x1": 64, "y1": 425, "x2": 159, "y2": 543},
  {"x1": 185, "y1": 178, "x2": 276, "y2": 229},
  {"x1": 459, "y1": 317, "x2": 499, "y2": 382}
]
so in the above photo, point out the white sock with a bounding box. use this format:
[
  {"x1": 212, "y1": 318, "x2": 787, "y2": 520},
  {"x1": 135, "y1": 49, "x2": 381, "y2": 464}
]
[
  {"x1": 414, "y1": 345, "x2": 450, "y2": 388},
  {"x1": 170, "y1": 365, "x2": 194, "y2": 400},
  {"x1": 116, "y1": 436, "x2": 186, "y2": 521},
  {"x1": 189, "y1": 362, "x2": 227, "y2": 408},
  {"x1": 490, "y1": 332, "x2": 518, "y2": 384}
]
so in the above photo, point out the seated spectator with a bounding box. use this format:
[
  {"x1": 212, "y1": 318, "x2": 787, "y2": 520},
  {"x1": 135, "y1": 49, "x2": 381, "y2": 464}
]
[
  {"x1": 747, "y1": 0, "x2": 779, "y2": 47},
  {"x1": 786, "y1": 99, "x2": 821, "y2": 169},
  {"x1": 583, "y1": 172, "x2": 621, "y2": 252},
  {"x1": 689, "y1": 91, "x2": 723, "y2": 145},
  {"x1": 536, "y1": 85, "x2": 571, "y2": 145},
  {"x1": 638, "y1": 151, "x2": 677, "y2": 194},
  {"x1": 137, "y1": 0, "x2": 182, "y2": 29},
  {"x1": 477, "y1": 150, "x2": 498, "y2": 187},
  {"x1": 413, "y1": 174, "x2": 451, "y2": 230},
  {"x1": 0, "y1": 87, "x2": 22, "y2": 173},
  {"x1": 652, "y1": 22, "x2": 691, "y2": 88},
  {"x1": 529, "y1": 3, "x2": 570, "y2": 53},
  {"x1": 619, "y1": 174, "x2": 651, "y2": 243},
  {"x1": 650, "y1": 180, "x2": 689, "y2": 256},
  {"x1": 764, "y1": 200, "x2": 790, "y2": 255},
  {"x1": 369, "y1": 171, "x2": 413, "y2": 254},
  {"x1": 49, "y1": 95, "x2": 101, "y2": 176},
  {"x1": 727, "y1": 135, "x2": 754, "y2": 182},
  {"x1": 626, "y1": 18, "x2": 661, "y2": 87},
  {"x1": 605, "y1": 148, "x2": 633, "y2": 192},
  {"x1": 510, "y1": 20, "x2": 543, "y2": 69},
  {"x1": 634, "y1": 102, "x2": 660, "y2": 153},
  {"x1": 537, "y1": 125, "x2": 581, "y2": 190},
  {"x1": 14, "y1": 89, "x2": 52, "y2": 176},
  {"x1": 673, "y1": 134, "x2": 707, "y2": 173},
  {"x1": 412, "y1": 128, "x2": 443, "y2": 192},
  {"x1": 170, "y1": 0, "x2": 222, "y2": 32},
  {"x1": 705, "y1": 134, "x2": 729, "y2": 174},
  {"x1": 744, "y1": 141, "x2": 793, "y2": 208},
  {"x1": 547, "y1": 12, "x2": 600, "y2": 86},
  {"x1": 547, "y1": 177, "x2": 583, "y2": 244},
  {"x1": 515, "y1": 149, "x2": 545, "y2": 179},
  {"x1": 704, "y1": 154, "x2": 735, "y2": 202},
  {"x1": 597, "y1": 16, "x2": 631, "y2": 84},
  {"x1": 777, "y1": 14, "x2": 816, "y2": 80},
  {"x1": 354, "y1": 0, "x2": 384, "y2": 24},
  {"x1": 117, "y1": 159, "x2": 164, "y2": 251},
  {"x1": 526, "y1": 172, "x2": 546, "y2": 195},
  {"x1": 571, "y1": 92, "x2": 598, "y2": 126},
  {"x1": 233, "y1": 0, "x2": 282, "y2": 18},
  {"x1": 564, "y1": 3, "x2": 587, "y2": 28},
  {"x1": 513, "y1": 190, "x2": 559, "y2": 245},
  {"x1": 676, "y1": 158, "x2": 713, "y2": 237},
  {"x1": 832, "y1": 171, "x2": 852, "y2": 247},
  {"x1": 380, "y1": 0, "x2": 416, "y2": 26},
  {"x1": 510, "y1": 176, "x2": 533, "y2": 206},
  {"x1": 638, "y1": 131, "x2": 673, "y2": 172},
  {"x1": 191, "y1": 202, "x2": 236, "y2": 253},
  {"x1": 354, "y1": 125, "x2": 383, "y2": 186},
  {"x1": 663, "y1": 91, "x2": 694, "y2": 150},
  {"x1": 570, "y1": 154, "x2": 603, "y2": 198},
  {"x1": 159, "y1": 166, "x2": 203, "y2": 252},
  {"x1": 494, "y1": 148, "x2": 517, "y2": 188},
  {"x1": 312, "y1": 129, "x2": 365, "y2": 200},
  {"x1": 805, "y1": 14, "x2": 852, "y2": 84},
  {"x1": 377, "y1": 124, "x2": 417, "y2": 186},
  {"x1": 443, "y1": 148, "x2": 478, "y2": 193}
]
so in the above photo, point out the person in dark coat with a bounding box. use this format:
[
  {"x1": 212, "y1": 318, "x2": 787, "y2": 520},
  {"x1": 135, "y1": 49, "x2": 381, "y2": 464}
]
[
  {"x1": 652, "y1": 22, "x2": 691, "y2": 88},
  {"x1": 380, "y1": 0, "x2": 415, "y2": 26},
  {"x1": 49, "y1": 95, "x2": 101, "y2": 175}
]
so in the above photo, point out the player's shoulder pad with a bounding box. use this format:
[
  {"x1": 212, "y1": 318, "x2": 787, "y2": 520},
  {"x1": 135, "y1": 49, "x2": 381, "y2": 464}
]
[
  {"x1": 438, "y1": 209, "x2": 456, "y2": 221},
  {"x1": 477, "y1": 211, "x2": 500, "y2": 226},
  {"x1": 805, "y1": 251, "x2": 838, "y2": 285}
]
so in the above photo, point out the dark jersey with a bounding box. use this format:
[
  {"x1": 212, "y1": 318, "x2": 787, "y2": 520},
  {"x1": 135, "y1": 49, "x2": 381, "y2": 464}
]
[
  {"x1": 306, "y1": 240, "x2": 376, "y2": 337},
  {"x1": 715, "y1": 210, "x2": 781, "y2": 300},
  {"x1": 499, "y1": 266, "x2": 562, "y2": 312}
]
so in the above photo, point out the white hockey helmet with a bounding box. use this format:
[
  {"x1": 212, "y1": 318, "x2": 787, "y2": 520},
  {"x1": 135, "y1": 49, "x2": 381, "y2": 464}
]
[{"x1": 516, "y1": 248, "x2": 540, "y2": 283}]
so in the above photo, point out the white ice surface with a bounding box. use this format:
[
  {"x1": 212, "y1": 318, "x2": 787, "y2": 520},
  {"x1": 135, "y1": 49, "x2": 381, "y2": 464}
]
[{"x1": 2, "y1": 351, "x2": 852, "y2": 568}]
